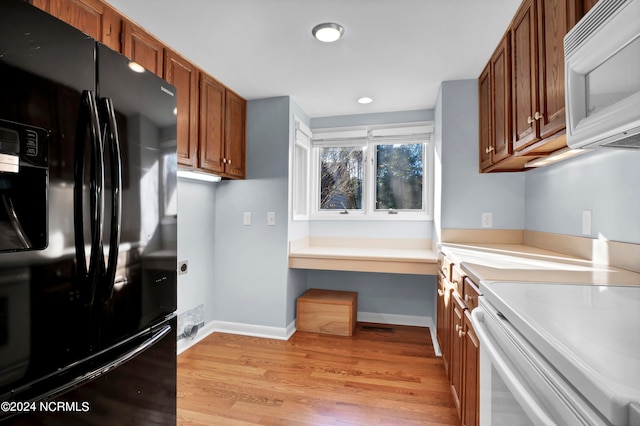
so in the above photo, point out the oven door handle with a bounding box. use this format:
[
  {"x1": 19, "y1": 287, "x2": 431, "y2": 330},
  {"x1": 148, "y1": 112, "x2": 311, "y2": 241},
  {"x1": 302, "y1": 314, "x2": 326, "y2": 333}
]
[{"x1": 471, "y1": 307, "x2": 557, "y2": 426}]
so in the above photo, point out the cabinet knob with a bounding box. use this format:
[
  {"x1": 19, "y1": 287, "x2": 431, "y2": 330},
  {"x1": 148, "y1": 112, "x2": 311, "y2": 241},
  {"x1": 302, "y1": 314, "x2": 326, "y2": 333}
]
[
  {"x1": 459, "y1": 330, "x2": 466, "y2": 338},
  {"x1": 437, "y1": 289, "x2": 444, "y2": 296},
  {"x1": 485, "y1": 146, "x2": 494, "y2": 154},
  {"x1": 527, "y1": 116, "x2": 534, "y2": 124},
  {"x1": 228, "y1": 159, "x2": 231, "y2": 165},
  {"x1": 223, "y1": 158, "x2": 227, "y2": 164},
  {"x1": 534, "y1": 111, "x2": 543, "y2": 120},
  {"x1": 455, "y1": 324, "x2": 462, "y2": 332}
]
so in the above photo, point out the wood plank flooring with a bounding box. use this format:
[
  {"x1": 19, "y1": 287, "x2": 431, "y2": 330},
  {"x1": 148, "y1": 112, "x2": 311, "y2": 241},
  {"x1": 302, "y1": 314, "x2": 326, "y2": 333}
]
[{"x1": 177, "y1": 323, "x2": 458, "y2": 425}]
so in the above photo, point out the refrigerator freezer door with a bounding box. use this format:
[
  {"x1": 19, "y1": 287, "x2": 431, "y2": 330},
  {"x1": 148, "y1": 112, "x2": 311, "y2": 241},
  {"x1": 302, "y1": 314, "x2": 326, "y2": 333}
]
[{"x1": 96, "y1": 44, "x2": 177, "y2": 349}]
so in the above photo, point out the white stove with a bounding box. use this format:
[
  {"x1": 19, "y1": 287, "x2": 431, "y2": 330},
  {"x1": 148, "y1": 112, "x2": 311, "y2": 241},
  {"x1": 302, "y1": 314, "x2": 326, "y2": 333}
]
[{"x1": 473, "y1": 280, "x2": 640, "y2": 426}]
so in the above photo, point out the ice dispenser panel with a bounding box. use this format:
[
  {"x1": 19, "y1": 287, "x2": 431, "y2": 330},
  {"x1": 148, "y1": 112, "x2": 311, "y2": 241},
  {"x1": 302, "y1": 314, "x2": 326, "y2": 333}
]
[{"x1": 0, "y1": 119, "x2": 48, "y2": 252}]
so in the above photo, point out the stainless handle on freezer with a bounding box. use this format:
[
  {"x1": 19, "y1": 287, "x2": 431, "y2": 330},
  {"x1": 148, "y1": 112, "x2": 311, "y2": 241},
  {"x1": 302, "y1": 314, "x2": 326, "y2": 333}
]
[
  {"x1": 99, "y1": 97, "x2": 123, "y2": 301},
  {"x1": 74, "y1": 90, "x2": 105, "y2": 305}
]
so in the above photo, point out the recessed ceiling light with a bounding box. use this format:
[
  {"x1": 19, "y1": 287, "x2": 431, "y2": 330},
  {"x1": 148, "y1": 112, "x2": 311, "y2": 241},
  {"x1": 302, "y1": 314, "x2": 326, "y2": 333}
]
[
  {"x1": 357, "y1": 97, "x2": 373, "y2": 104},
  {"x1": 312, "y1": 23, "x2": 344, "y2": 43}
]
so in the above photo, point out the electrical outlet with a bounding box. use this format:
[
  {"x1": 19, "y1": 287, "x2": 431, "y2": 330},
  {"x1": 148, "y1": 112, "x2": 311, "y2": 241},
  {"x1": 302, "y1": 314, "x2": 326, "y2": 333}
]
[
  {"x1": 582, "y1": 210, "x2": 592, "y2": 235},
  {"x1": 267, "y1": 212, "x2": 276, "y2": 226},
  {"x1": 243, "y1": 212, "x2": 252, "y2": 226},
  {"x1": 481, "y1": 212, "x2": 493, "y2": 228}
]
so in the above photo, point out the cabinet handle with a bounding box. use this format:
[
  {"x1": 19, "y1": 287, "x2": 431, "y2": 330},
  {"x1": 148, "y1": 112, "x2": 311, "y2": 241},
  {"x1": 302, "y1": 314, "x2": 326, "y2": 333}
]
[
  {"x1": 527, "y1": 116, "x2": 534, "y2": 124},
  {"x1": 534, "y1": 111, "x2": 543, "y2": 120},
  {"x1": 485, "y1": 146, "x2": 494, "y2": 154}
]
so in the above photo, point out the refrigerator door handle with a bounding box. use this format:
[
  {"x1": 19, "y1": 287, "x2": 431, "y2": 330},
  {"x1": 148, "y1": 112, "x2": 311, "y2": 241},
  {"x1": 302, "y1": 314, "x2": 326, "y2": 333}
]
[
  {"x1": 99, "y1": 97, "x2": 122, "y2": 301},
  {"x1": 74, "y1": 90, "x2": 105, "y2": 305}
]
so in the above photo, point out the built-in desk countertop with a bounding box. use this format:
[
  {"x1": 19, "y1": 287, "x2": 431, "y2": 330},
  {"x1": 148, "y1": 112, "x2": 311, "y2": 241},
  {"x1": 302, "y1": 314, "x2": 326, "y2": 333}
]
[{"x1": 288, "y1": 237, "x2": 438, "y2": 275}]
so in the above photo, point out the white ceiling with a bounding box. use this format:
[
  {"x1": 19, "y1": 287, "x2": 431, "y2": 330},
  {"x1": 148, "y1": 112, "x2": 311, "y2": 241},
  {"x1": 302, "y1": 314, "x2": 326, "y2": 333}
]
[{"x1": 105, "y1": 0, "x2": 521, "y2": 118}]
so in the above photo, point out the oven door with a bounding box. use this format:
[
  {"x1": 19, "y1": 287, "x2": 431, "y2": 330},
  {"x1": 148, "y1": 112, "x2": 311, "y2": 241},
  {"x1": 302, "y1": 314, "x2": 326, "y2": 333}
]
[{"x1": 471, "y1": 298, "x2": 607, "y2": 426}]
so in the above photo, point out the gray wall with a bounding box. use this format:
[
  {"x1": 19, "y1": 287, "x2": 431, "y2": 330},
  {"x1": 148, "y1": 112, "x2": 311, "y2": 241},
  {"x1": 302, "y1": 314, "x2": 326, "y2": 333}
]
[
  {"x1": 177, "y1": 179, "x2": 217, "y2": 325},
  {"x1": 436, "y1": 80, "x2": 525, "y2": 237},
  {"x1": 525, "y1": 149, "x2": 640, "y2": 244},
  {"x1": 212, "y1": 96, "x2": 296, "y2": 329}
]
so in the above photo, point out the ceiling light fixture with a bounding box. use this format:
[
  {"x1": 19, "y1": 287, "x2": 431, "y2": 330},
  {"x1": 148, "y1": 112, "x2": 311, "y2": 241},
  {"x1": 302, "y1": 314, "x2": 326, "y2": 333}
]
[
  {"x1": 312, "y1": 23, "x2": 344, "y2": 42},
  {"x1": 357, "y1": 97, "x2": 373, "y2": 104}
]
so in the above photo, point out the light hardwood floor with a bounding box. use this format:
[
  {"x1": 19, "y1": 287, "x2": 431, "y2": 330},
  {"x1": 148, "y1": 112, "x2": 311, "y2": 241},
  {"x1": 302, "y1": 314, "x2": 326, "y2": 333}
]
[{"x1": 177, "y1": 323, "x2": 458, "y2": 425}]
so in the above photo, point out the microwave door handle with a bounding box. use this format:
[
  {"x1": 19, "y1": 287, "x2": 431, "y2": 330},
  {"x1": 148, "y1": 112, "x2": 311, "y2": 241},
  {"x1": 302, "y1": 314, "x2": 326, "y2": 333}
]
[
  {"x1": 74, "y1": 90, "x2": 105, "y2": 306},
  {"x1": 471, "y1": 308, "x2": 557, "y2": 426},
  {"x1": 99, "y1": 97, "x2": 122, "y2": 301}
]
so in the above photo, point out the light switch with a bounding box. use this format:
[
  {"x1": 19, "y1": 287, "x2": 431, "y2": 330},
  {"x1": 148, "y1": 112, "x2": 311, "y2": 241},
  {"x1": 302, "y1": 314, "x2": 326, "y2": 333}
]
[
  {"x1": 267, "y1": 212, "x2": 276, "y2": 226},
  {"x1": 243, "y1": 212, "x2": 252, "y2": 226}
]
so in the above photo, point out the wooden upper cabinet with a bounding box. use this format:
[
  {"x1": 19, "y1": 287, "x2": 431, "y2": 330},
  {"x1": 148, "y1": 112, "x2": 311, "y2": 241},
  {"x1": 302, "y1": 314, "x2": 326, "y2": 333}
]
[
  {"x1": 101, "y1": 3, "x2": 121, "y2": 52},
  {"x1": 536, "y1": 0, "x2": 582, "y2": 140},
  {"x1": 164, "y1": 49, "x2": 199, "y2": 169},
  {"x1": 122, "y1": 20, "x2": 164, "y2": 77},
  {"x1": 198, "y1": 74, "x2": 226, "y2": 175},
  {"x1": 478, "y1": 64, "x2": 492, "y2": 171},
  {"x1": 491, "y1": 34, "x2": 512, "y2": 164},
  {"x1": 224, "y1": 90, "x2": 247, "y2": 179},
  {"x1": 511, "y1": 0, "x2": 539, "y2": 151},
  {"x1": 36, "y1": 0, "x2": 104, "y2": 40}
]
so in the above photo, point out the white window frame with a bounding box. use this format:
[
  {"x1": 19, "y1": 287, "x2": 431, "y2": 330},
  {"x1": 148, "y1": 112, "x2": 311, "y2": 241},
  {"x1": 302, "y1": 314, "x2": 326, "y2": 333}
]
[
  {"x1": 291, "y1": 117, "x2": 311, "y2": 221},
  {"x1": 307, "y1": 123, "x2": 434, "y2": 221}
]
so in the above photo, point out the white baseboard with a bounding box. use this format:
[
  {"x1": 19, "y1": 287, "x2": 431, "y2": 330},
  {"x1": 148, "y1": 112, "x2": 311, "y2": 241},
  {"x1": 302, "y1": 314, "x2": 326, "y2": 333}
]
[
  {"x1": 177, "y1": 319, "x2": 297, "y2": 355},
  {"x1": 177, "y1": 314, "x2": 442, "y2": 357}
]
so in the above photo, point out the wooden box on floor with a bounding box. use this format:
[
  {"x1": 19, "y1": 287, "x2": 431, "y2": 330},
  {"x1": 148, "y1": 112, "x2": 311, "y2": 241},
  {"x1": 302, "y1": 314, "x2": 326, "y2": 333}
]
[{"x1": 297, "y1": 289, "x2": 358, "y2": 336}]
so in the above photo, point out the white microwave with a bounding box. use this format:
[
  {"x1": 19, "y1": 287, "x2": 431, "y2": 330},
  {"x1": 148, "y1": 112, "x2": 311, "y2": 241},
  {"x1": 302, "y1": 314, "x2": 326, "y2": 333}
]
[{"x1": 564, "y1": 0, "x2": 640, "y2": 149}]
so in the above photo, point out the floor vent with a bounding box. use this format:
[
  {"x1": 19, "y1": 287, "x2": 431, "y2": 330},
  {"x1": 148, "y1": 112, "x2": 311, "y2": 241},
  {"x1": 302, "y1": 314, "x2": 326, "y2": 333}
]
[{"x1": 360, "y1": 325, "x2": 395, "y2": 333}]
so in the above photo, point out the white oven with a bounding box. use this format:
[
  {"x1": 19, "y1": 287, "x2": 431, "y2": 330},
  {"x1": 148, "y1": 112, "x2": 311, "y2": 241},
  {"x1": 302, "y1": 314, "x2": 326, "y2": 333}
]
[
  {"x1": 471, "y1": 282, "x2": 640, "y2": 426},
  {"x1": 564, "y1": 0, "x2": 640, "y2": 149}
]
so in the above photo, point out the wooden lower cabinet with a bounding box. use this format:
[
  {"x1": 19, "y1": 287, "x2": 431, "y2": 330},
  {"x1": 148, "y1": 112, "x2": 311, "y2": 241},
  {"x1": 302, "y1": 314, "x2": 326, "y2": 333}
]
[
  {"x1": 450, "y1": 293, "x2": 465, "y2": 418},
  {"x1": 462, "y1": 311, "x2": 480, "y2": 426},
  {"x1": 437, "y1": 254, "x2": 481, "y2": 426}
]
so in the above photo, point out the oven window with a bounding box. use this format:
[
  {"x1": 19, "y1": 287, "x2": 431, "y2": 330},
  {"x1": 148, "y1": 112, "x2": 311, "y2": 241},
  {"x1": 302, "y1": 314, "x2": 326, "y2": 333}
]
[{"x1": 586, "y1": 35, "x2": 640, "y2": 116}]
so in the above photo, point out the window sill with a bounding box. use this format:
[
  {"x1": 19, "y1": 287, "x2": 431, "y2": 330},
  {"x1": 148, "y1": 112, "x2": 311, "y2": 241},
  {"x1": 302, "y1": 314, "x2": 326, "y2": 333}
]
[{"x1": 288, "y1": 237, "x2": 438, "y2": 275}]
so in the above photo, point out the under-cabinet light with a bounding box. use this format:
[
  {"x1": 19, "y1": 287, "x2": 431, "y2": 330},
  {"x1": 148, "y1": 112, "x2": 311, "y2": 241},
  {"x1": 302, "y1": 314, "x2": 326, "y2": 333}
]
[
  {"x1": 525, "y1": 147, "x2": 590, "y2": 168},
  {"x1": 177, "y1": 170, "x2": 221, "y2": 182}
]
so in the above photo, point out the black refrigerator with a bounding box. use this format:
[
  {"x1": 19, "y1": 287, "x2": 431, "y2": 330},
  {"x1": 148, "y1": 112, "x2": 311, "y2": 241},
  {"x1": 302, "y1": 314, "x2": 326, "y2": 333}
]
[{"x1": 0, "y1": 0, "x2": 177, "y2": 424}]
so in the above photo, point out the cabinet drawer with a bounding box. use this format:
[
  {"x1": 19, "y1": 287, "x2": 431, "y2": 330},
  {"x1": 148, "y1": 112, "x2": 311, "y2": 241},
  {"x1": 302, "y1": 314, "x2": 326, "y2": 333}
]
[
  {"x1": 451, "y1": 264, "x2": 465, "y2": 295},
  {"x1": 463, "y1": 277, "x2": 481, "y2": 311},
  {"x1": 437, "y1": 252, "x2": 453, "y2": 281}
]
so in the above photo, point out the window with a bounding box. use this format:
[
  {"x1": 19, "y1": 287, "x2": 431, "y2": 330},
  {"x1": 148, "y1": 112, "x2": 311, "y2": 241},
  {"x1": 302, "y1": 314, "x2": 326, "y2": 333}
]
[
  {"x1": 300, "y1": 123, "x2": 433, "y2": 220},
  {"x1": 292, "y1": 118, "x2": 311, "y2": 220}
]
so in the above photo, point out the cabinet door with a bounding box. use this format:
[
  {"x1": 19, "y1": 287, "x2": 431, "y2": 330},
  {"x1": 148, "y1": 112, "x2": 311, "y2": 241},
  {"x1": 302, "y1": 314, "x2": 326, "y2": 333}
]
[
  {"x1": 491, "y1": 34, "x2": 512, "y2": 164},
  {"x1": 583, "y1": 0, "x2": 598, "y2": 13},
  {"x1": 198, "y1": 74, "x2": 226, "y2": 174},
  {"x1": 511, "y1": 0, "x2": 539, "y2": 151},
  {"x1": 122, "y1": 20, "x2": 164, "y2": 77},
  {"x1": 101, "y1": 3, "x2": 121, "y2": 52},
  {"x1": 462, "y1": 311, "x2": 480, "y2": 426},
  {"x1": 450, "y1": 293, "x2": 465, "y2": 419},
  {"x1": 536, "y1": 0, "x2": 582, "y2": 139},
  {"x1": 224, "y1": 89, "x2": 246, "y2": 179},
  {"x1": 436, "y1": 270, "x2": 449, "y2": 376},
  {"x1": 165, "y1": 49, "x2": 199, "y2": 169},
  {"x1": 48, "y1": 0, "x2": 104, "y2": 40},
  {"x1": 478, "y1": 63, "x2": 492, "y2": 171}
]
